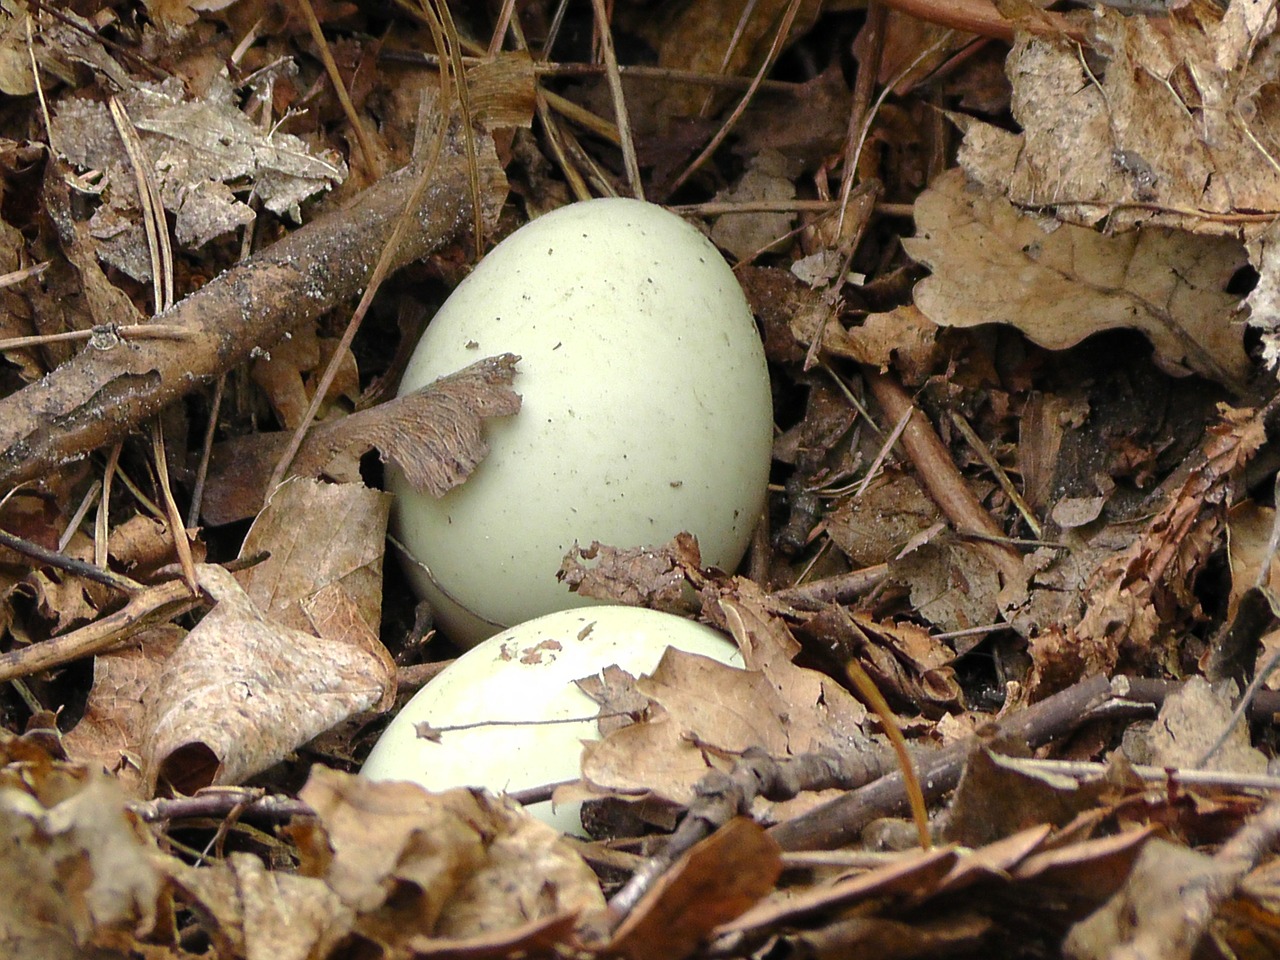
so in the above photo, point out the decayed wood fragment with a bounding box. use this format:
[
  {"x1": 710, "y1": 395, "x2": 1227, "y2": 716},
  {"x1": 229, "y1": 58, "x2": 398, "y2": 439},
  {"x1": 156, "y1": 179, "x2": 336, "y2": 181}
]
[{"x1": 0, "y1": 137, "x2": 507, "y2": 492}]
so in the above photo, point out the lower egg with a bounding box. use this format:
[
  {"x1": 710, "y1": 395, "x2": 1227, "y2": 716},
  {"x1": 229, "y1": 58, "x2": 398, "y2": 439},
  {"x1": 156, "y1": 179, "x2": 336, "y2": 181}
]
[{"x1": 360, "y1": 605, "x2": 743, "y2": 835}]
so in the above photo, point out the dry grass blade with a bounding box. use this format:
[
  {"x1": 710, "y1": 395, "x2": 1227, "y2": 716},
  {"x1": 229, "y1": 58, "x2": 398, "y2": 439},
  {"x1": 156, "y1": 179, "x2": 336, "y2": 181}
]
[
  {"x1": 669, "y1": 0, "x2": 804, "y2": 195},
  {"x1": 431, "y1": 0, "x2": 485, "y2": 256},
  {"x1": 842, "y1": 654, "x2": 930, "y2": 850},
  {"x1": 295, "y1": 0, "x2": 383, "y2": 179},
  {"x1": 588, "y1": 0, "x2": 644, "y2": 199},
  {"x1": 108, "y1": 96, "x2": 173, "y2": 313},
  {"x1": 264, "y1": 8, "x2": 461, "y2": 499}
]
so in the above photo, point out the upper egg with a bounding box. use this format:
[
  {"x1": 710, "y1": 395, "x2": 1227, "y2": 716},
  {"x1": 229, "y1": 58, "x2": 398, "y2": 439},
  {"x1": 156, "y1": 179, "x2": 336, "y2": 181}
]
[{"x1": 390, "y1": 198, "x2": 773, "y2": 646}]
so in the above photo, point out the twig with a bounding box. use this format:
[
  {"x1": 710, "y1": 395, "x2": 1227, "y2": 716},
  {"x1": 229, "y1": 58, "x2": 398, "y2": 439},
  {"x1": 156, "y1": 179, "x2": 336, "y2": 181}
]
[
  {"x1": 186, "y1": 374, "x2": 225, "y2": 529},
  {"x1": 608, "y1": 745, "x2": 898, "y2": 922},
  {"x1": 950, "y1": 410, "x2": 1042, "y2": 538},
  {"x1": 0, "y1": 577, "x2": 200, "y2": 683},
  {"x1": 1012, "y1": 758, "x2": 1280, "y2": 793},
  {"x1": 130, "y1": 787, "x2": 313, "y2": 824},
  {"x1": 384, "y1": 49, "x2": 800, "y2": 93},
  {"x1": 769, "y1": 564, "x2": 889, "y2": 610},
  {"x1": 768, "y1": 673, "x2": 1125, "y2": 851},
  {"x1": 0, "y1": 525, "x2": 141, "y2": 593},
  {"x1": 0, "y1": 324, "x2": 196, "y2": 352},
  {"x1": 864, "y1": 367, "x2": 1024, "y2": 588}
]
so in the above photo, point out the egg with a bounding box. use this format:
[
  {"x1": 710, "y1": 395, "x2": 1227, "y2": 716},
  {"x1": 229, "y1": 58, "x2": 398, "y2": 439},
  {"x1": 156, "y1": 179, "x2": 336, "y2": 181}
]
[
  {"x1": 360, "y1": 605, "x2": 743, "y2": 834},
  {"x1": 389, "y1": 198, "x2": 773, "y2": 646}
]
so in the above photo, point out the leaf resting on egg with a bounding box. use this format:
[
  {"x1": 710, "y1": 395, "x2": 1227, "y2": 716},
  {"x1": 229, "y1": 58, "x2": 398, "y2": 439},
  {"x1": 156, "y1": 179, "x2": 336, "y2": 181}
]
[{"x1": 292, "y1": 353, "x2": 522, "y2": 497}]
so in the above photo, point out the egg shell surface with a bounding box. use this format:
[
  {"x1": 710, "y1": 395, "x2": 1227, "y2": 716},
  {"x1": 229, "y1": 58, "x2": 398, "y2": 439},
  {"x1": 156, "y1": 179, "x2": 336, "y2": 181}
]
[
  {"x1": 360, "y1": 605, "x2": 742, "y2": 834},
  {"x1": 389, "y1": 197, "x2": 773, "y2": 646}
]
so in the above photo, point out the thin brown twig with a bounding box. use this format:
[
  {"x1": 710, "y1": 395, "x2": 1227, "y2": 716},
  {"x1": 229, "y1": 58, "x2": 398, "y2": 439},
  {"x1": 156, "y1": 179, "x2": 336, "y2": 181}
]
[
  {"x1": 0, "y1": 325, "x2": 196, "y2": 353},
  {"x1": 864, "y1": 367, "x2": 1024, "y2": 587},
  {"x1": 769, "y1": 673, "x2": 1126, "y2": 851},
  {"x1": 878, "y1": 0, "x2": 1085, "y2": 43},
  {"x1": 0, "y1": 525, "x2": 141, "y2": 594},
  {"x1": 384, "y1": 49, "x2": 800, "y2": 93},
  {"x1": 130, "y1": 787, "x2": 314, "y2": 824},
  {"x1": 0, "y1": 577, "x2": 200, "y2": 684},
  {"x1": 839, "y1": 2, "x2": 886, "y2": 235},
  {"x1": 186, "y1": 374, "x2": 225, "y2": 529},
  {"x1": 697, "y1": 0, "x2": 759, "y2": 117},
  {"x1": 769, "y1": 565, "x2": 890, "y2": 610},
  {"x1": 949, "y1": 410, "x2": 1042, "y2": 538}
]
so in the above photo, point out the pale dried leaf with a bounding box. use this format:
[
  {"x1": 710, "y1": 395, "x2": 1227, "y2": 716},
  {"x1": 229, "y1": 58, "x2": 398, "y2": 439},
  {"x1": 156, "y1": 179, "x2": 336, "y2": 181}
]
[
  {"x1": 61, "y1": 625, "x2": 184, "y2": 799},
  {"x1": 141, "y1": 565, "x2": 395, "y2": 793},
  {"x1": 49, "y1": 76, "x2": 345, "y2": 278},
  {"x1": 166, "y1": 853, "x2": 354, "y2": 960},
  {"x1": 294, "y1": 768, "x2": 603, "y2": 947},
  {"x1": 293, "y1": 353, "x2": 521, "y2": 497},
  {"x1": 957, "y1": 10, "x2": 1280, "y2": 232},
  {"x1": 1138, "y1": 676, "x2": 1267, "y2": 774},
  {"x1": 236, "y1": 477, "x2": 390, "y2": 642},
  {"x1": 905, "y1": 169, "x2": 1250, "y2": 387},
  {"x1": 558, "y1": 539, "x2": 694, "y2": 612},
  {"x1": 0, "y1": 768, "x2": 165, "y2": 958}
]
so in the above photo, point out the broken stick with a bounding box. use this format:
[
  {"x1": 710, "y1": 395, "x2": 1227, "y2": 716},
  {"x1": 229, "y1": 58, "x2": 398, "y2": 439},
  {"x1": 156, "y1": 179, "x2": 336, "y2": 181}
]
[{"x1": 0, "y1": 135, "x2": 507, "y2": 492}]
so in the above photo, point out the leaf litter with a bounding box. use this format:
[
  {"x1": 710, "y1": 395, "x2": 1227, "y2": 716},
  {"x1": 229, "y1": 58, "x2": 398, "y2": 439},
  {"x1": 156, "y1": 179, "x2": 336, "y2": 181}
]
[{"x1": 5, "y1": 1, "x2": 1280, "y2": 958}]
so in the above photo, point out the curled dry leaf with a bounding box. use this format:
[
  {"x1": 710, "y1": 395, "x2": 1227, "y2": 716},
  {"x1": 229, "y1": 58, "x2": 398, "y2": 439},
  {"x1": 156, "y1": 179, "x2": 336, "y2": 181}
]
[
  {"x1": 0, "y1": 764, "x2": 167, "y2": 958},
  {"x1": 141, "y1": 565, "x2": 395, "y2": 795},
  {"x1": 166, "y1": 854, "x2": 354, "y2": 960},
  {"x1": 904, "y1": 169, "x2": 1250, "y2": 388},
  {"x1": 291, "y1": 353, "x2": 522, "y2": 498},
  {"x1": 559, "y1": 538, "x2": 696, "y2": 612},
  {"x1": 293, "y1": 768, "x2": 604, "y2": 947},
  {"x1": 607, "y1": 818, "x2": 783, "y2": 960}
]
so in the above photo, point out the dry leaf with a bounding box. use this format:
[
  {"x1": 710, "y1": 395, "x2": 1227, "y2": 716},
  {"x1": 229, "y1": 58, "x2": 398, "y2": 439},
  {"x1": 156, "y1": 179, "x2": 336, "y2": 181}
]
[
  {"x1": 236, "y1": 477, "x2": 390, "y2": 643},
  {"x1": 166, "y1": 853, "x2": 354, "y2": 960},
  {"x1": 608, "y1": 818, "x2": 782, "y2": 960},
  {"x1": 580, "y1": 650, "x2": 794, "y2": 808},
  {"x1": 707, "y1": 579, "x2": 869, "y2": 753},
  {"x1": 716, "y1": 846, "x2": 959, "y2": 937},
  {"x1": 558, "y1": 538, "x2": 696, "y2": 612},
  {"x1": 0, "y1": 765, "x2": 166, "y2": 958},
  {"x1": 61, "y1": 624, "x2": 185, "y2": 799},
  {"x1": 1133, "y1": 676, "x2": 1267, "y2": 775},
  {"x1": 292, "y1": 353, "x2": 522, "y2": 497},
  {"x1": 905, "y1": 169, "x2": 1250, "y2": 387},
  {"x1": 293, "y1": 768, "x2": 604, "y2": 948},
  {"x1": 141, "y1": 565, "x2": 395, "y2": 794},
  {"x1": 50, "y1": 77, "x2": 345, "y2": 280},
  {"x1": 710, "y1": 151, "x2": 797, "y2": 260}
]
